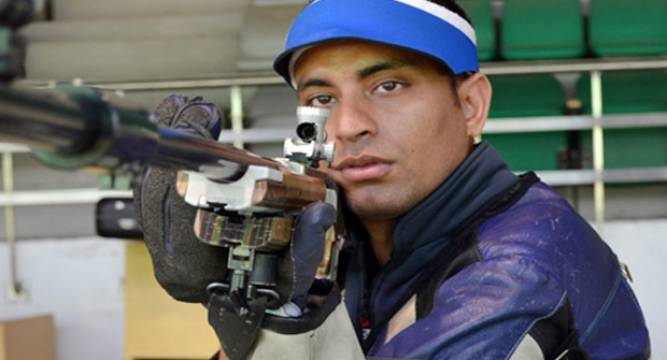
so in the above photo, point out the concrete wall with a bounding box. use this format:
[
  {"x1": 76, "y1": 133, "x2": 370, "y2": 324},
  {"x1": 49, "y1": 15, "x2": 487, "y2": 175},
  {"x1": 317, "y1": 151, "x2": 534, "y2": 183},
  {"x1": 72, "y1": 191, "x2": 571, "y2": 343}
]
[
  {"x1": 605, "y1": 220, "x2": 667, "y2": 357},
  {"x1": 0, "y1": 238, "x2": 125, "y2": 360},
  {"x1": 22, "y1": 0, "x2": 249, "y2": 83},
  {"x1": 20, "y1": 1, "x2": 305, "y2": 83}
]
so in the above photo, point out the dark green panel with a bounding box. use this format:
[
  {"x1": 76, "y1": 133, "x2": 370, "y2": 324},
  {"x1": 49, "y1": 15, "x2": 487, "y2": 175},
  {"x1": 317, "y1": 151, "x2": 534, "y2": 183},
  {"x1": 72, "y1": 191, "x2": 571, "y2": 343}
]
[
  {"x1": 580, "y1": 129, "x2": 667, "y2": 169},
  {"x1": 0, "y1": 27, "x2": 11, "y2": 76},
  {"x1": 576, "y1": 71, "x2": 667, "y2": 115},
  {"x1": 501, "y1": 0, "x2": 585, "y2": 60},
  {"x1": 576, "y1": 71, "x2": 667, "y2": 169},
  {"x1": 489, "y1": 74, "x2": 565, "y2": 118},
  {"x1": 485, "y1": 132, "x2": 567, "y2": 171},
  {"x1": 97, "y1": 174, "x2": 133, "y2": 190},
  {"x1": 589, "y1": 0, "x2": 667, "y2": 56},
  {"x1": 486, "y1": 74, "x2": 567, "y2": 171},
  {"x1": 459, "y1": 0, "x2": 496, "y2": 61}
]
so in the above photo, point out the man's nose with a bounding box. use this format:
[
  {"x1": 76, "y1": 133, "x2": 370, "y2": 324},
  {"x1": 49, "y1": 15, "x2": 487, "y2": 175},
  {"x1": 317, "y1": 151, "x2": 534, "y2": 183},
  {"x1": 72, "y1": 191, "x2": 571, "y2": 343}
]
[{"x1": 326, "y1": 98, "x2": 377, "y2": 144}]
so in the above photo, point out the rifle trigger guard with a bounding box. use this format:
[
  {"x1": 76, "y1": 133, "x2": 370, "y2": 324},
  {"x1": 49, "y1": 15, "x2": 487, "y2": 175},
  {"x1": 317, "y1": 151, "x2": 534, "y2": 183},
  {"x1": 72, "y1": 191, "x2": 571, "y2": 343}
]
[
  {"x1": 207, "y1": 282, "x2": 281, "y2": 306},
  {"x1": 207, "y1": 282, "x2": 230, "y2": 296}
]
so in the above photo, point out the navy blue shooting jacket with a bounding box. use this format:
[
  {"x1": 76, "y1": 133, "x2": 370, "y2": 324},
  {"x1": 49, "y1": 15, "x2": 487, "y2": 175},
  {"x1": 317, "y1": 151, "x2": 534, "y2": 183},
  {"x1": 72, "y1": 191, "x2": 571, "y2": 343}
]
[{"x1": 341, "y1": 142, "x2": 650, "y2": 359}]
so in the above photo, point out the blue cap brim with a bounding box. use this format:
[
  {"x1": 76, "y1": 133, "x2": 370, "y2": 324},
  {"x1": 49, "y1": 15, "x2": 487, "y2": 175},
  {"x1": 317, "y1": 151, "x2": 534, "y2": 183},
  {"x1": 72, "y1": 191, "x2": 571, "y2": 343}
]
[{"x1": 273, "y1": 0, "x2": 479, "y2": 87}]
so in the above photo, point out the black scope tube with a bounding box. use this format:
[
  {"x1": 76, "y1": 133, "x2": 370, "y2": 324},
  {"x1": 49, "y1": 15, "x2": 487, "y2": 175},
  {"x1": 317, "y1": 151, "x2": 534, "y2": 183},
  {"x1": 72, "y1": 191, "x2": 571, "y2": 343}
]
[
  {"x1": 0, "y1": 85, "x2": 287, "y2": 181},
  {"x1": 0, "y1": 86, "x2": 93, "y2": 152}
]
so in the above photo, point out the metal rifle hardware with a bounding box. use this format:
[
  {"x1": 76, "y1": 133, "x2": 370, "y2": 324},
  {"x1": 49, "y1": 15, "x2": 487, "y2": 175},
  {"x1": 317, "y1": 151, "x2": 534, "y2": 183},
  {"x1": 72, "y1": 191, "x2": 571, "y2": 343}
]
[
  {"x1": 0, "y1": 77, "x2": 342, "y2": 309},
  {"x1": 186, "y1": 106, "x2": 339, "y2": 311},
  {"x1": 283, "y1": 106, "x2": 335, "y2": 169},
  {"x1": 0, "y1": 0, "x2": 341, "y2": 307}
]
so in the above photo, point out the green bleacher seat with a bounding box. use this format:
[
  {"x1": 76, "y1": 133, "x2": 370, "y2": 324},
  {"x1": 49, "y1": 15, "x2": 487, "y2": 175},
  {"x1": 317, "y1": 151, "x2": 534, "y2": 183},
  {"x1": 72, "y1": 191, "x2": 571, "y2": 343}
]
[
  {"x1": 458, "y1": 0, "x2": 496, "y2": 61},
  {"x1": 576, "y1": 70, "x2": 667, "y2": 169},
  {"x1": 98, "y1": 174, "x2": 132, "y2": 190},
  {"x1": 501, "y1": 0, "x2": 585, "y2": 60},
  {"x1": 484, "y1": 74, "x2": 568, "y2": 171},
  {"x1": 589, "y1": 0, "x2": 667, "y2": 57}
]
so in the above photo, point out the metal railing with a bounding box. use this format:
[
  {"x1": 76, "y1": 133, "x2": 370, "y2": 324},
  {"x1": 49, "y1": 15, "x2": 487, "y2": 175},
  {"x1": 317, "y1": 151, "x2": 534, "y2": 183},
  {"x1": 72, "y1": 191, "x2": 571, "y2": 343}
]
[{"x1": 12, "y1": 56, "x2": 667, "y2": 91}]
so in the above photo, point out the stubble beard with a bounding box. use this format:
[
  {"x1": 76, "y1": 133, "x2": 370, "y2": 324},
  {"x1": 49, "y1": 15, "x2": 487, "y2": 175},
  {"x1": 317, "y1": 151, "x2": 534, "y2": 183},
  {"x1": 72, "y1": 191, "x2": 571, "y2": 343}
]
[{"x1": 343, "y1": 184, "x2": 424, "y2": 221}]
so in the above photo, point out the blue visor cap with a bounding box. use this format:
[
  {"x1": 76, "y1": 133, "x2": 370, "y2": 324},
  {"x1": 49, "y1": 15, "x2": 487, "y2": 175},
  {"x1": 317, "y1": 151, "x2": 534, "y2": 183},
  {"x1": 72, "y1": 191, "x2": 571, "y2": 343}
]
[{"x1": 273, "y1": 0, "x2": 479, "y2": 87}]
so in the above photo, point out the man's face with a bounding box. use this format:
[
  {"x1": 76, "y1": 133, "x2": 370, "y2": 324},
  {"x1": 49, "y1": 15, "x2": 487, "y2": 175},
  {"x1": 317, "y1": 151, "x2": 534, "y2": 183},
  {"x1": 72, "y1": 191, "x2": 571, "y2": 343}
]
[{"x1": 294, "y1": 40, "x2": 475, "y2": 221}]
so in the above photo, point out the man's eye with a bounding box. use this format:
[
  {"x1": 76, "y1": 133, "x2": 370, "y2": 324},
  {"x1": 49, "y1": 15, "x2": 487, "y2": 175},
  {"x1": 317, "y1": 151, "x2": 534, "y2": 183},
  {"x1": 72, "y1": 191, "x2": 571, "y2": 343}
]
[
  {"x1": 375, "y1": 81, "x2": 404, "y2": 93},
  {"x1": 309, "y1": 94, "x2": 337, "y2": 107}
]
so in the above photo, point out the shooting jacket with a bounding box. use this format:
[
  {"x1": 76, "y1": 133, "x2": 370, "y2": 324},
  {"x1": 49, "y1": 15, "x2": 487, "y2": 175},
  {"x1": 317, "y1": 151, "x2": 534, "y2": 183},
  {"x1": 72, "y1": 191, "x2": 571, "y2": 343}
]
[{"x1": 341, "y1": 142, "x2": 650, "y2": 359}]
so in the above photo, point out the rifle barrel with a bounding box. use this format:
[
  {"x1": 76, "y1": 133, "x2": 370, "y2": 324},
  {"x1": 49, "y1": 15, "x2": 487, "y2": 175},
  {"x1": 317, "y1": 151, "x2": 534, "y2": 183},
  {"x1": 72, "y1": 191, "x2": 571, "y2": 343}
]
[
  {"x1": 0, "y1": 86, "x2": 92, "y2": 152},
  {"x1": 0, "y1": 85, "x2": 282, "y2": 181}
]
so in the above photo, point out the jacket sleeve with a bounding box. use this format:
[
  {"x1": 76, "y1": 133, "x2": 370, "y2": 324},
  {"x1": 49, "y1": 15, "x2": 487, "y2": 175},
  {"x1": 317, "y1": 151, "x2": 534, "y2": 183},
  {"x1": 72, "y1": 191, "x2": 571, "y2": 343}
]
[
  {"x1": 251, "y1": 302, "x2": 365, "y2": 360},
  {"x1": 372, "y1": 253, "x2": 568, "y2": 360}
]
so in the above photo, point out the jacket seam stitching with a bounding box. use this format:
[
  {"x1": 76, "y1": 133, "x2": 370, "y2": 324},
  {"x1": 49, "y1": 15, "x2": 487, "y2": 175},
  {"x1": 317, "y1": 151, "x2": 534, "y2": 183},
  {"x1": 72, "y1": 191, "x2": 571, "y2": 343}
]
[{"x1": 579, "y1": 270, "x2": 622, "y2": 344}]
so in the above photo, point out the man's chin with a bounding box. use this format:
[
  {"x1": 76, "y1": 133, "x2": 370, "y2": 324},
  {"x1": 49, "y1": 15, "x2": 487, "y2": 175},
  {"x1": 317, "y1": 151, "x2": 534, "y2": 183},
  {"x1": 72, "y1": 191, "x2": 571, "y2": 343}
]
[{"x1": 345, "y1": 195, "x2": 410, "y2": 221}]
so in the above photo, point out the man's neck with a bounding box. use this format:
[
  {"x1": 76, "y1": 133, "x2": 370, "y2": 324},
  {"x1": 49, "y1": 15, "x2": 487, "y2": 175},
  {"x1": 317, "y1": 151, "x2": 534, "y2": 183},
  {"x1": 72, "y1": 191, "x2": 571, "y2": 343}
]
[{"x1": 361, "y1": 218, "x2": 397, "y2": 266}]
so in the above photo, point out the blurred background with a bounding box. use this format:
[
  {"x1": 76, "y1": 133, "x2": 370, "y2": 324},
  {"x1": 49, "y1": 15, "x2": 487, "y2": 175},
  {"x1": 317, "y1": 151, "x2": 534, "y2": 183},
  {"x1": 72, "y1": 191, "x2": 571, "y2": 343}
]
[{"x1": 0, "y1": 0, "x2": 665, "y2": 359}]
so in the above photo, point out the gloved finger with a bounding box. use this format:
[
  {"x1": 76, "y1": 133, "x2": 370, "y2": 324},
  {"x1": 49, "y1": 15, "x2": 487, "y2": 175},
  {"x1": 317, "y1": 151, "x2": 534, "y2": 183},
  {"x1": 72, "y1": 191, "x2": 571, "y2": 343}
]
[
  {"x1": 289, "y1": 201, "x2": 337, "y2": 302},
  {"x1": 131, "y1": 95, "x2": 228, "y2": 305},
  {"x1": 152, "y1": 95, "x2": 184, "y2": 126},
  {"x1": 171, "y1": 99, "x2": 222, "y2": 139},
  {"x1": 152, "y1": 95, "x2": 222, "y2": 139}
]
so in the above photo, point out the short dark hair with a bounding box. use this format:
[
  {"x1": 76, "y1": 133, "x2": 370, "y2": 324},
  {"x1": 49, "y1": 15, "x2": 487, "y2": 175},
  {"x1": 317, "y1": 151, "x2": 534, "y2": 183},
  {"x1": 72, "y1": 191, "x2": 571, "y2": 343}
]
[
  {"x1": 427, "y1": 0, "x2": 472, "y2": 25},
  {"x1": 427, "y1": 1, "x2": 474, "y2": 91}
]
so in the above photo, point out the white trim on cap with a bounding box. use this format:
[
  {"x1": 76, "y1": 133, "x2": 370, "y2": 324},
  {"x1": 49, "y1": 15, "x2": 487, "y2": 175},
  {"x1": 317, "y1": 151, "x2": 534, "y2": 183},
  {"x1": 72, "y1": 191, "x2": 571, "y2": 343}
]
[
  {"x1": 289, "y1": 46, "x2": 312, "y2": 89},
  {"x1": 394, "y1": 0, "x2": 477, "y2": 45}
]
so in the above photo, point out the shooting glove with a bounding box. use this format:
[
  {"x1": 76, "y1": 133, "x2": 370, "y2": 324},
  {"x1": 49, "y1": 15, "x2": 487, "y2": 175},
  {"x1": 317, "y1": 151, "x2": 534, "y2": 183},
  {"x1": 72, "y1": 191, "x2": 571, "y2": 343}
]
[
  {"x1": 207, "y1": 201, "x2": 340, "y2": 360},
  {"x1": 135, "y1": 95, "x2": 349, "y2": 359},
  {"x1": 134, "y1": 95, "x2": 227, "y2": 302}
]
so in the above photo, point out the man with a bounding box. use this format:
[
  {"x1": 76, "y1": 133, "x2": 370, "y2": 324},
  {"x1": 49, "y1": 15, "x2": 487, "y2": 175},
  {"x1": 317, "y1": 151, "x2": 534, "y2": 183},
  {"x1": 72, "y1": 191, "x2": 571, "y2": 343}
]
[{"x1": 137, "y1": 0, "x2": 650, "y2": 358}]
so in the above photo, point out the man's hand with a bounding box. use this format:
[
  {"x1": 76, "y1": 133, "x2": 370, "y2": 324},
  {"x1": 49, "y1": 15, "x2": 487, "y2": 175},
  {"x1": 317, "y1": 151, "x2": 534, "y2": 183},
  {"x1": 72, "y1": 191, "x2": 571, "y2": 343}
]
[
  {"x1": 134, "y1": 95, "x2": 228, "y2": 303},
  {"x1": 135, "y1": 95, "x2": 345, "y2": 360},
  {"x1": 207, "y1": 201, "x2": 338, "y2": 360}
]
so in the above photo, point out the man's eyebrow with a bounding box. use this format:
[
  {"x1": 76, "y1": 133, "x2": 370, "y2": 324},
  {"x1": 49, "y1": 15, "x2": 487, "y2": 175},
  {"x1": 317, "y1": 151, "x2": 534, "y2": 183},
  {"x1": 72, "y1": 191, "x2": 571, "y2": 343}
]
[
  {"x1": 357, "y1": 59, "x2": 409, "y2": 79},
  {"x1": 297, "y1": 58, "x2": 412, "y2": 91},
  {"x1": 297, "y1": 78, "x2": 333, "y2": 92}
]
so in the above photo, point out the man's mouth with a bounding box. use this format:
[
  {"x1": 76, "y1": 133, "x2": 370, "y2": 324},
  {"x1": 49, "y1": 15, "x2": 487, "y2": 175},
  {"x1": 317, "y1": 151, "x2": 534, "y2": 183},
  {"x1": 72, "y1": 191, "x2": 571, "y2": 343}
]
[{"x1": 334, "y1": 155, "x2": 393, "y2": 182}]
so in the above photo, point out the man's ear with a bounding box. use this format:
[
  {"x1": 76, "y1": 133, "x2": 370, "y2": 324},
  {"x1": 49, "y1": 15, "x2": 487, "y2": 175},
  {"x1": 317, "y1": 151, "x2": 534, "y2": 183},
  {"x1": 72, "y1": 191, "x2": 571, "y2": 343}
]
[{"x1": 456, "y1": 73, "x2": 492, "y2": 139}]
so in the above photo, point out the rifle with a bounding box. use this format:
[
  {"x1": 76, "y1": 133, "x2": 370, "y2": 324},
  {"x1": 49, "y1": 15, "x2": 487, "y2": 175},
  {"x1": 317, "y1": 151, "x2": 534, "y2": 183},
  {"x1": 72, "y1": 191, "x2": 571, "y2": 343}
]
[{"x1": 0, "y1": 0, "x2": 341, "y2": 310}]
